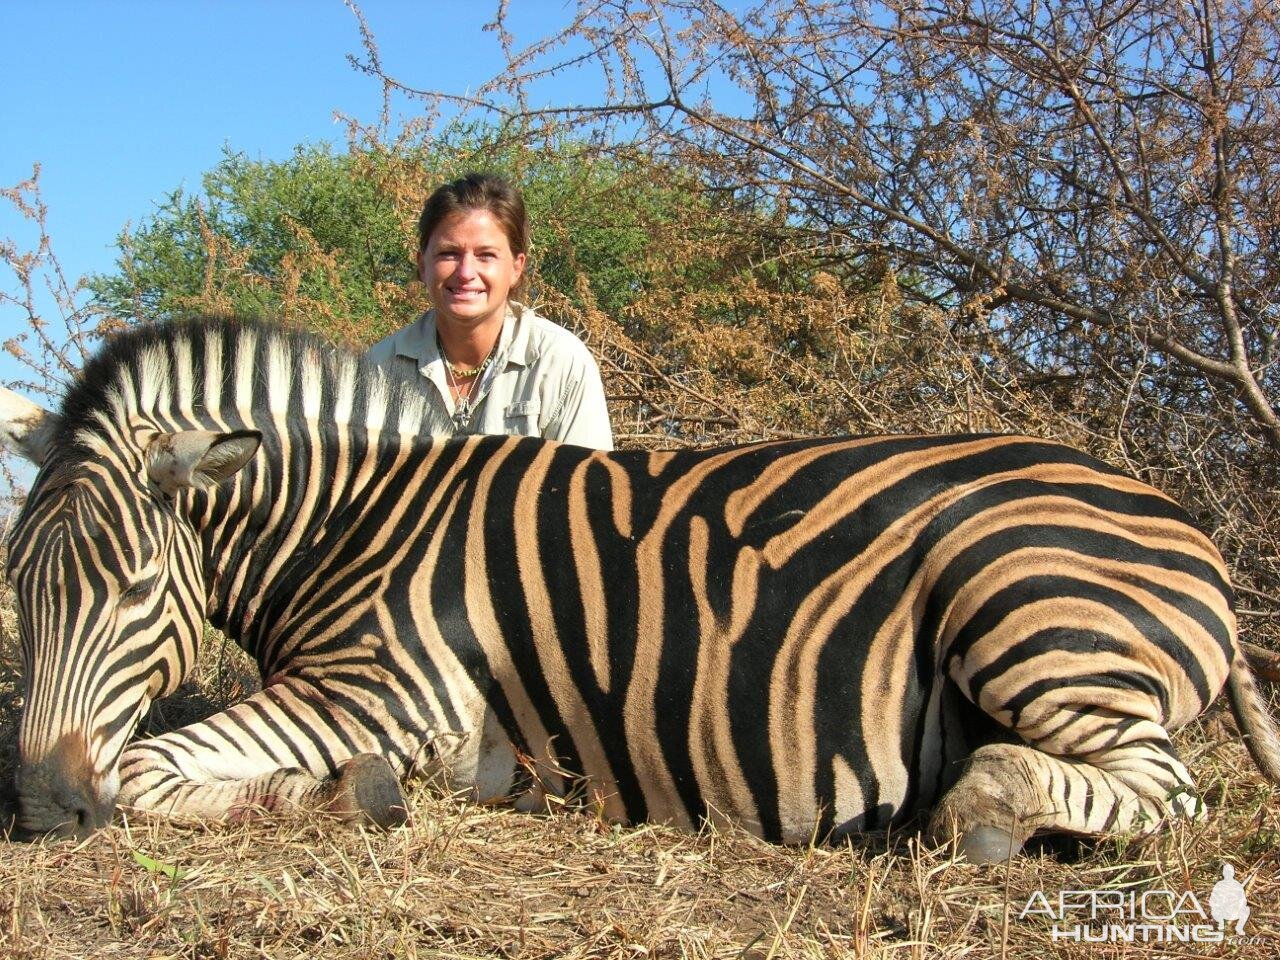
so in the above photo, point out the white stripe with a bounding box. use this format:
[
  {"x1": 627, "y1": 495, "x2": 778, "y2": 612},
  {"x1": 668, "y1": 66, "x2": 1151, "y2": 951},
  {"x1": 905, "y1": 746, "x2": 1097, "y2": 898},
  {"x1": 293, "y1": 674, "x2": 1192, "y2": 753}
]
[
  {"x1": 299, "y1": 345, "x2": 322, "y2": 420},
  {"x1": 138, "y1": 343, "x2": 170, "y2": 414},
  {"x1": 333, "y1": 355, "x2": 356, "y2": 425},
  {"x1": 234, "y1": 328, "x2": 258, "y2": 411},
  {"x1": 172, "y1": 335, "x2": 195, "y2": 419},
  {"x1": 203, "y1": 327, "x2": 224, "y2": 422},
  {"x1": 266, "y1": 335, "x2": 293, "y2": 417}
]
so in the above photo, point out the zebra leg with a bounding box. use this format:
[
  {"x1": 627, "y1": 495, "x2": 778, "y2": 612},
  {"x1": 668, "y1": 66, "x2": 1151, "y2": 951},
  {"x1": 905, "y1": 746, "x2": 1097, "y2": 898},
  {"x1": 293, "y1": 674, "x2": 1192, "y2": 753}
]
[
  {"x1": 926, "y1": 736, "x2": 1198, "y2": 864},
  {"x1": 121, "y1": 754, "x2": 405, "y2": 828},
  {"x1": 115, "y1": 683, "x2": 407, "y2": 828}
]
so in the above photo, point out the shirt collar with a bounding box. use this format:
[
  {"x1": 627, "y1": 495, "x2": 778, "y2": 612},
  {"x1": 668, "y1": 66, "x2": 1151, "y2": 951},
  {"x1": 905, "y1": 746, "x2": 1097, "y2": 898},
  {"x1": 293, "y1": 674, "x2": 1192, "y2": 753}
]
[
  {"x1": 503, "y1": 302, "x2": 540, "y2": 368},
  {"x1": 393, "y1": 304, "x2": 540, "y2": 370}
]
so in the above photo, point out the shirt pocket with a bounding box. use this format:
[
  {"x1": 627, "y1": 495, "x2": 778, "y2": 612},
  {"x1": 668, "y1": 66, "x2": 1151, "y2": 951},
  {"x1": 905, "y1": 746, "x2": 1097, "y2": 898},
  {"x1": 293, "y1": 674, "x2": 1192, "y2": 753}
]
[{"x1": 504, "y1": 399, "x2": 541, "y2": 433}]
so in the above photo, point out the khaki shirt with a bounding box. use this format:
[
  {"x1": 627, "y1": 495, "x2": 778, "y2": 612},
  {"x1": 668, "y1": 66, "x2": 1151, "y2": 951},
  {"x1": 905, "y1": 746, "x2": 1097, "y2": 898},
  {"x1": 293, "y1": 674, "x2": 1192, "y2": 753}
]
[{"x1": 366, "y1": 305, "x2": 614, "y2": 450}]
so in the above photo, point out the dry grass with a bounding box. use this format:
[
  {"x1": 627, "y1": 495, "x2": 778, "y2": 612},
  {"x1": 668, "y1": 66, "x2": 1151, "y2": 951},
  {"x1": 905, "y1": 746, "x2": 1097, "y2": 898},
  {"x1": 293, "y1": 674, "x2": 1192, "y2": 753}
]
[
  {"x1": 0, "y1": 570, "x2": 1276, "y2": 958},
  {"x1": 0, "y1": 741, "x2": 1274, "y2": 959}
]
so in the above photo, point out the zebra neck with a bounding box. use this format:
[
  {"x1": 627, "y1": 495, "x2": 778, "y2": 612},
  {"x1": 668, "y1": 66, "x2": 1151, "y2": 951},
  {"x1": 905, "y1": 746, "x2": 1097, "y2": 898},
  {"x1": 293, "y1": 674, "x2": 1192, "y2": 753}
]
[
  {"x1": 51, "y1": 316, "x2": 443, "y2": 659},
  {"x1": 194, "y1": 412, "x2": 439, "y2": 661}
]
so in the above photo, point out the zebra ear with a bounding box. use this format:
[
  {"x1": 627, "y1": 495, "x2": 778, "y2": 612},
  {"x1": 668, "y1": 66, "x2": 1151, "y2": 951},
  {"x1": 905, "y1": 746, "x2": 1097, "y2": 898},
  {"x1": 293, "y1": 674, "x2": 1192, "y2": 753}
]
[
  {"x1": 146, "y1": 429, "x2": 262, "y2": 495},
  {"x1": 0, "y1": 386, "x2": 60, "y2": 466}
]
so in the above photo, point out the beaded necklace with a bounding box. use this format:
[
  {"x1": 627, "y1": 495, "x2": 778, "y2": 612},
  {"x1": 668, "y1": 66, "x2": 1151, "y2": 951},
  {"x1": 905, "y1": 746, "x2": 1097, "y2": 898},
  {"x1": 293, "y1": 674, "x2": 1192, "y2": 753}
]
[{"x1": 439, "y1": 332, "x2": 499, "y2": 433}]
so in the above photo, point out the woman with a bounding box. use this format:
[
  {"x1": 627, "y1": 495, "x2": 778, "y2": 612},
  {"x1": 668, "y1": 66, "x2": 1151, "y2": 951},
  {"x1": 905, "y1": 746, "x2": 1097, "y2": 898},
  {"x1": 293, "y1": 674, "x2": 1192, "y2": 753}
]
[{"x1": 367, "y1": 173, "x2": 613, "y2": 450}]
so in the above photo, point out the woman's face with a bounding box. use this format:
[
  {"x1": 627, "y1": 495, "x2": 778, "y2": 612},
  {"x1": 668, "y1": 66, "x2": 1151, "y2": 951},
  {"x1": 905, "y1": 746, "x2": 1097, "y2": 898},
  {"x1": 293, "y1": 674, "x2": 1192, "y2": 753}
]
[{"x1": 418, "y1": 209, "x2": 525, "y2": 333}]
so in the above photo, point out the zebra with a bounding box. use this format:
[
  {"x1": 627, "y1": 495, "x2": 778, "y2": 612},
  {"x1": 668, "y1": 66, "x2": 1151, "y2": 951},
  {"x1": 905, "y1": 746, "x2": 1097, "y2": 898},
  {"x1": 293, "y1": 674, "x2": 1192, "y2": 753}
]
[{"x1": 1, "y1": 317, "x2": 1277, "y2": 863}]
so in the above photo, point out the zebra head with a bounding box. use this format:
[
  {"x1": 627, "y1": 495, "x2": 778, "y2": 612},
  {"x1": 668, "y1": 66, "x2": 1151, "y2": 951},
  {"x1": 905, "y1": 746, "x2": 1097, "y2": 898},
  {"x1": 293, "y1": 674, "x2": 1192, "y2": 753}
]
[{"x1": 1, "y1": 385, "x2": 259, "y2": 836}]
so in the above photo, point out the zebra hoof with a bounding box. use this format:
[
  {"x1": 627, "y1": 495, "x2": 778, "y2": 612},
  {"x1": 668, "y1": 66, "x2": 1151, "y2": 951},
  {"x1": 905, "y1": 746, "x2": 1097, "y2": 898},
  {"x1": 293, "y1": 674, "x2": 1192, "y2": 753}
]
[
  {"x1": 956, "y1": 825, "x2": 1023, "y2": 865},
  {"x1": 334, "y1": 754, "x2": 408, "y2": 829}
]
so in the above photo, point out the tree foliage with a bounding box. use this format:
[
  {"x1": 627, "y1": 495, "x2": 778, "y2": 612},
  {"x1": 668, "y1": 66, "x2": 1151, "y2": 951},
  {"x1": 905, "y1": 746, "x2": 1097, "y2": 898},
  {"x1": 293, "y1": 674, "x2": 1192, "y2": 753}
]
[
  {"x1": 89, "y1": 130, "x2": 762, "y2": 347},
  {"x1": 91, "y1": 144, "x2": 408, "y2": 342}
]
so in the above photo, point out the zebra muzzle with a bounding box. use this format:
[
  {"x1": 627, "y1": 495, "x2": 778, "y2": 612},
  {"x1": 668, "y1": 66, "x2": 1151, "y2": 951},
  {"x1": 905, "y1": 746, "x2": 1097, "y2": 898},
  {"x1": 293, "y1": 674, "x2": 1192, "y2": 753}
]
[{"x1": 11, "y1": 732, "x2": 116, "y2": 839}]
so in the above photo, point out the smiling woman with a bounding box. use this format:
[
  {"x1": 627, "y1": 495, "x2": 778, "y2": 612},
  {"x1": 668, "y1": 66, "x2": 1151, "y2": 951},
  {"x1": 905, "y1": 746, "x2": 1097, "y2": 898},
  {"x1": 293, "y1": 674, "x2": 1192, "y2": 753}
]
[{"x1": 366, "y1": 173, "x2": 613, "y2": 450}]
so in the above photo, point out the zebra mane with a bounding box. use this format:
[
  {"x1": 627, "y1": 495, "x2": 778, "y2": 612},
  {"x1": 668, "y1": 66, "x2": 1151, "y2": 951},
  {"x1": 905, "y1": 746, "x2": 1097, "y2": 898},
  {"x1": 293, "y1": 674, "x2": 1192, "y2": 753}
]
[{"x1": 54, "y1": 316, "x2": 430, "y2": 454}]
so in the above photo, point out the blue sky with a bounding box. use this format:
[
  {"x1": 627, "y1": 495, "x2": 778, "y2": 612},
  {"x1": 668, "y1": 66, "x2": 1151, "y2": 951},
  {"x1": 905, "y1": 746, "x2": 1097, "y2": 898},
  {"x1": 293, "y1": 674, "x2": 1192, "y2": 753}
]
[{"x1": 1, "y1": 0, "x2": 576, "y2": 492}]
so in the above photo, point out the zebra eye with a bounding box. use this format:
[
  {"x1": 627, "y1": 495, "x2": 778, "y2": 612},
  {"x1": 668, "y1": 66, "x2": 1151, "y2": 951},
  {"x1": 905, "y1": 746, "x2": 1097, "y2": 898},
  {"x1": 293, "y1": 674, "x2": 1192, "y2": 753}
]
[{"x1": 118, "y1": 576, "x2": 158, "y2": 606}]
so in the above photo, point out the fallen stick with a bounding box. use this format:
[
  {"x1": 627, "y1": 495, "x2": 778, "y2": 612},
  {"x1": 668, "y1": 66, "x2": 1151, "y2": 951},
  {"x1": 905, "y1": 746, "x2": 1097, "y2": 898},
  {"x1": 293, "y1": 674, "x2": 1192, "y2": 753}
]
[{"x1": 1243, "y1": 641, "x2": 1280, "y2": 684}]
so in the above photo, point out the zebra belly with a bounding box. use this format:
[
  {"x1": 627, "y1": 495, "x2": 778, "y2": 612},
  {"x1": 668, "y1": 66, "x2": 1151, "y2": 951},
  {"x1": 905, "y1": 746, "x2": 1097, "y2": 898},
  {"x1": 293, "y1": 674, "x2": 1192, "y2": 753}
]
[{"x1": 476, "y1": 603, "x2": 970, "y2": 843}]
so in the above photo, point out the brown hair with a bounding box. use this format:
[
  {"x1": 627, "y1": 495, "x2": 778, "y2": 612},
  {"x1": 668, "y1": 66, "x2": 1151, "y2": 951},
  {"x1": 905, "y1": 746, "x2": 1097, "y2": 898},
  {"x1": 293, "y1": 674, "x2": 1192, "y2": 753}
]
[{"x1": 418, "y1": 173, "x2": 530, "y2": 302}]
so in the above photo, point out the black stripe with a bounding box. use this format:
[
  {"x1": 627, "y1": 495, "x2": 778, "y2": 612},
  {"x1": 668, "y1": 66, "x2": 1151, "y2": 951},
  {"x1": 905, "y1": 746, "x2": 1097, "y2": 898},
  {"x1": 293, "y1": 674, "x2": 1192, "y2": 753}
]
[
  {"x1": 999, "y1": 670, "x2": 1171, "y2": 726},
  {"x1": 479, "y1": 441, "x2": 589, "y2": 792},
  {"x1": 952, "y1": 575, "x2": 1213, "y2": 706}
]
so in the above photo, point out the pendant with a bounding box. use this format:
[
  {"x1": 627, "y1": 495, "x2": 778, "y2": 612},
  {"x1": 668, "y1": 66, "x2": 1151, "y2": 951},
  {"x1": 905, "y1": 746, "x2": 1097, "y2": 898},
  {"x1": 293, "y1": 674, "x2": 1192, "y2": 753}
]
[{"x1": 452, "y1": 398, "x2": 471, "y2": 433}]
